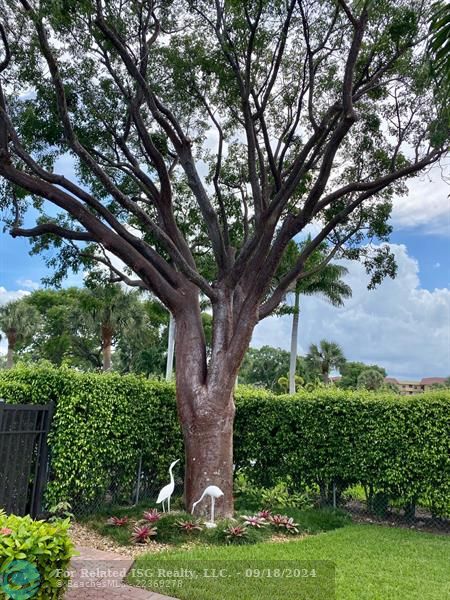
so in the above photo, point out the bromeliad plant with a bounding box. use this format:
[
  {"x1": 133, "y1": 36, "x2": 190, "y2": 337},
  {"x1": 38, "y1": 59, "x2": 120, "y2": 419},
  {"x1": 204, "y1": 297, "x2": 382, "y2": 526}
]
[
  {"x1": 225, "y1": 525, "x2": 248, "y2": 542},
  {"x1": 176, "y1": 519, "x2": 203, "y2": 533},
  {"x1": 142, "y1": 509, "x2": 161, "y2": 523},
  {"x1": 269, "y1": 514, "x2": 300, "y2": 534},
  {"x1": 132, "y1": 524, "x2": 157, "y2": 544},
  {"x1": 106, "y1": 516, "x2": 129, "y2": 527},
  {"x1": 241, "y1": 515, "x2": 266, "y2": 528}
]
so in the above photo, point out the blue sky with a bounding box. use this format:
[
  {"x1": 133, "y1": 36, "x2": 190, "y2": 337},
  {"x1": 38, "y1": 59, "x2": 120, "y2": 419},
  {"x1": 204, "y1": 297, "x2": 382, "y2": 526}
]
[{"x1": 1, "y1": 166, "x2": 449, "y2": 379}]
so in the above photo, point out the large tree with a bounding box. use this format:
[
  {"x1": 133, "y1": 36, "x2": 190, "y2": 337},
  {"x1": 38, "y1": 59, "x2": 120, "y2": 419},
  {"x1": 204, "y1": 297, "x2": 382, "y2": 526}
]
[
  {"x1": 339, "y1": 360, "x2": 386, "y2": 389},
  {"x1": 0, "y1": 0, "x2": 447, "y2": 515},
  {"x1": 23, "y1": 287, "x2": 103, "y2": 368}
]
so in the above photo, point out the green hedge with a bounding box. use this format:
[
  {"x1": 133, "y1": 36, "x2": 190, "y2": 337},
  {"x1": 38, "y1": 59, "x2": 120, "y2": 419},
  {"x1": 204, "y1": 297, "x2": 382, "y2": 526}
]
[
  {"x1": 0, "y1": 365, "x2": 449, "y2": 516},
  {"x1": 234, "y1": 387, "x2": 450, "y2": 516},
  {"x1": 0, "y1": 364, "x2": 182, "y2": 511},
  {"x1": 0, "y1": 510, "x2": 75, "y2": 598}
]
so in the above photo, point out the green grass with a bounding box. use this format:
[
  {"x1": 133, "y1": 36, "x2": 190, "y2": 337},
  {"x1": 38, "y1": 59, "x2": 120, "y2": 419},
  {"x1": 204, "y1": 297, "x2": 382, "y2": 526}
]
[
  {"x1": 81, "y1": 506, "x2": 349, "y2": 547},
  {"x1": 127, "y1": 524, "x2": 450, "y2": 600}
]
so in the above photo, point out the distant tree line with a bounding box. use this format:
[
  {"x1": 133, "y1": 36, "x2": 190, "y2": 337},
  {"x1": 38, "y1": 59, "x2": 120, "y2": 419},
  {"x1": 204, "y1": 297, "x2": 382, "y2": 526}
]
[
  {"x1": 0, "y1": 285, "x2": 168, "y2": 374},
  {"x1": 238, "y1": 344, "x2": 450, "y2": 394},
  {"x1": 2, "y1": 292, "x2": 448, "y2": 393}
]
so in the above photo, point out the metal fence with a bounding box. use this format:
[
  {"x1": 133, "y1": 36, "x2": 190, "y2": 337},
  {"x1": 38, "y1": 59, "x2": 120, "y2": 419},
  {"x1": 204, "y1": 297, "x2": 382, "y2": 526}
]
[
  {"x1": 0, "y1": 401, "x2": 54, "y2": 517},
  {"x1": 68, "y1": 462, "x2": 449, "y2": 534},
  {"x1": 68, "y1": 454, "x2": 184, "y2": 518},
  {"x1": 320, "y1": 483, "x2": 450, "y2": 534}
]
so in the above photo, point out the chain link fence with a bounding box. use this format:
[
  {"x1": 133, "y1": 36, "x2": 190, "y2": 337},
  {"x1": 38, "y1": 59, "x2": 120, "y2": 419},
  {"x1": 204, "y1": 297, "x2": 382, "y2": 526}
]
[
  {"x1": 61, "y1": 454, "x2": 184, "y2": 519},
  {"x1": 318, "y1": 482, "x2": 449, "y2": 533},
  {"x1": 63, "y1": 461, "x2": 449, "y2": 534}
]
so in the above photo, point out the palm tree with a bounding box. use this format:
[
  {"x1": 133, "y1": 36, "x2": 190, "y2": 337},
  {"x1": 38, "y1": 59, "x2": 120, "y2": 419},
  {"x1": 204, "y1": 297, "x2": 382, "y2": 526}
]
[
  {"x1": 306, "y1": 340, "x2": 346, "y2": 384},
  {"x1": 430, "y1": 1, "x2": 450, "y2": 93},
  {"x1": 279, "y1": 241, "x2": 351, "y2": 394},
  {"x1": 77, "y1": 284, "x2": 146, "y2": 371},
  {"x1": 0, "y1": 299, "x2": 40, "y2": 368}
]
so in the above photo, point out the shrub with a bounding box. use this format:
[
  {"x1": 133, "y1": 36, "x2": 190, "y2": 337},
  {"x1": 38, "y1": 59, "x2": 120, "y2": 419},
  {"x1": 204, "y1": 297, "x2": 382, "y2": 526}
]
[
  {"x1": 235, "y1": 387, "x2": 450, "y2": 517},
  {"x1": 1, "y1": 365, "x2": 449, "y2": 518},
  {"x1": 0, "y1": 510, "x2": 75, "y2": 599},
  {"x1": 0, "y1": 364, "x2": 182, "y2": 512}
]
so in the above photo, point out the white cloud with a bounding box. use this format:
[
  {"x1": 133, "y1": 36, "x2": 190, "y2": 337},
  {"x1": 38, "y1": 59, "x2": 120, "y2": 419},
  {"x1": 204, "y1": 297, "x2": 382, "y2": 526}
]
[
  {"x1": 16, "y1": 278, "x2": 40, "y2": 290},
  {"x1": 0, "y1": 286, "x2": 30, "y2": 306},
  {"x1": 252, "y1": 244, "x2": 450, "y2": 380},
  {"x1": 391, "y1": 165, "x2": 450, "y2": 236}
]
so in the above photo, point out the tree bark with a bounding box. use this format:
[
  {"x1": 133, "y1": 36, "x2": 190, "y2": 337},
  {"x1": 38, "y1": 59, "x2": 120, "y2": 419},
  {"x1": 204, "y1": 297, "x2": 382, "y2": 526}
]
[
  {"x1": 6, "y1": 331, "x2": 16, "y2": 369},
  {"x1": 181, "y1": 389, "x2": 235, "y2": 517},
  {"x1": 289, "y1": 291, "x2": 300, "y2": 394},
  {"x1": 173, "y1": 290, "x2": 248, "y2": 518},
  {"x1": 101, "y1": 324, "x2": 113, "y2": 371}
]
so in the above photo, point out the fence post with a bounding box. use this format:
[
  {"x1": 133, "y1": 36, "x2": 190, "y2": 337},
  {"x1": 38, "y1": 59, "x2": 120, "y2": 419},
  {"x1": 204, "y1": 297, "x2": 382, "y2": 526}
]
[
  {"x1": 332, "y1": 482, "x2": 337, "y2": 509},
  {"x1": 135, "y1": 453, "x2": 143, "y2": 506}
]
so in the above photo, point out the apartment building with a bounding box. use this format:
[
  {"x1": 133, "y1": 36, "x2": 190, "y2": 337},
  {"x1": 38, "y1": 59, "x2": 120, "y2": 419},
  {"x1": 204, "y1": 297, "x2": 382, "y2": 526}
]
[{"x1": 385, "y1": 377, "x2": 447, "y2": 395}]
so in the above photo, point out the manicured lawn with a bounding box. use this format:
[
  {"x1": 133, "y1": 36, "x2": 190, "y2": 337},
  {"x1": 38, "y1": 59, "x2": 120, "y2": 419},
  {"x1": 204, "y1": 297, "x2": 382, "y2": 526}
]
[{"x1": 128, "y1": 524, "x2": 450, "y2": 600}]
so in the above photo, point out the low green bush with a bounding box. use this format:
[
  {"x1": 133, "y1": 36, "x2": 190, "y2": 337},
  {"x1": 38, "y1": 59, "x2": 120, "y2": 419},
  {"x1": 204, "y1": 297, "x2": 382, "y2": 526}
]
[
  {"x1": 0, "y1": 510, "x2": 75, "y2": 599},
  {"x1": 0, "y1": 364, "x2": 449, "y2": 518}
]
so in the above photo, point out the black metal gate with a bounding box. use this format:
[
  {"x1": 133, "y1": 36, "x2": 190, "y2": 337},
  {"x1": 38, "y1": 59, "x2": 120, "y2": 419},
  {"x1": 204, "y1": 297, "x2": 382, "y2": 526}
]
[{"x1": 0, "y1": 402, "x2": 54, "y2": 517}]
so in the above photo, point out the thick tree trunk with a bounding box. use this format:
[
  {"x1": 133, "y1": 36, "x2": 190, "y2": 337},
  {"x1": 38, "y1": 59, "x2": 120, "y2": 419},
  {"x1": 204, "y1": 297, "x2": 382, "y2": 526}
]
[
  {"x1": 101, "y1": 324, "x2": 113, "y2": 371},
  {"x1": 173, "y1": 288, "x2": 254, "y2": 519},
  {"x1": 181, "y1": 387, "x2": 235, "y2": 517},
  {"x1": 289, "y1": 291, "x2": 300, "y2": 395}
]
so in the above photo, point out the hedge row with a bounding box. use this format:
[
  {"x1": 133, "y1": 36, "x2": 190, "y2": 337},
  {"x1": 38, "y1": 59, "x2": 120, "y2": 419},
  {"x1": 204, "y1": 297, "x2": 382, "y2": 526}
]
[
  {"x1": 0, "y1": 365, "x2": 182, "y2": 511},
  {"x1": 0, "y1": 365, "x2": 449, "y2": 516}
]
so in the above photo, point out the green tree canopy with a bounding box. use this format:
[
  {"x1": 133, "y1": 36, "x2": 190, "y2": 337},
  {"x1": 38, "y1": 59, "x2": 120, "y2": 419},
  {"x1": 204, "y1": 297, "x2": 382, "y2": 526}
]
[
  {"x1": 22, "y1": 286, "x2": 168, "y2": 373},
  {"x1": 357, "y1": 368, "x2": 385, "y2": 390},
  {"x1": 339, "y1": 361, "x2": 387, "y2": 389},
  {"x1": 239, "y1": 345, "x2": 311, "y2": 392}
]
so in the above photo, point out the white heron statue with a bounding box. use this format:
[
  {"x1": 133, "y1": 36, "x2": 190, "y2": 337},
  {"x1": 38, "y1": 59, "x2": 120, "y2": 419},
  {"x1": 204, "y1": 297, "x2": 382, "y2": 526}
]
[
  {"x1": 191, "y1": 485, "x2": 224, "y2": 527},
  {"x1": 156, "y1": 459, "x2": 179, "y2": 512}
]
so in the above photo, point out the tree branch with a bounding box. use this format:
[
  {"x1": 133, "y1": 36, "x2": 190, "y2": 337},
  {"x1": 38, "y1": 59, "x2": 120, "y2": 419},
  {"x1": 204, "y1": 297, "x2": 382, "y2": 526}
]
[{"x1": 11, "y1": 223, "x2": 95, "y2": 241}]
